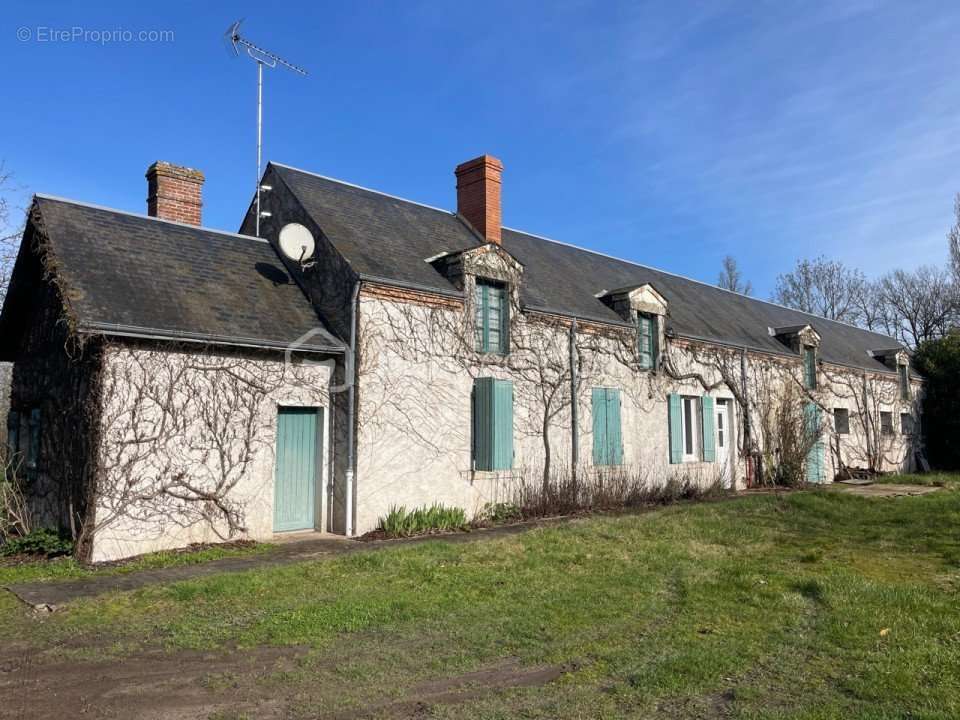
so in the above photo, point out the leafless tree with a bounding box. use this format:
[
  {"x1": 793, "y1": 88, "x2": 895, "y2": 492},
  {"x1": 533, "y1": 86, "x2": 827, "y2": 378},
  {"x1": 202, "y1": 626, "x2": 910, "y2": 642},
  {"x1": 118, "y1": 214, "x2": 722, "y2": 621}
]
[
  {"x1": 0, "y1": 163, "x2": 24, "y2": 306},
  {"x1": 717, "y1": 255, "x2": 752, "y2": 295},
  {"x1": 772, "y1": 256, "x2": 867, "y2": 324},
  {"x1": 876, "y1": 266, "x2": 957, "y2": 347},
  {"x1": 949, "y1": 193, "x2": 960, "y2": 286}
]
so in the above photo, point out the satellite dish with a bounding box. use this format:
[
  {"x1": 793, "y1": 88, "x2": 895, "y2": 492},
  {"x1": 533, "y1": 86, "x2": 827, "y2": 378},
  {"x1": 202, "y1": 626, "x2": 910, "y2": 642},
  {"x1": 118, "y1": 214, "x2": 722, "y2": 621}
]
[{"x1": 278, "y1": 223, "x2": 315, "y2": 264}]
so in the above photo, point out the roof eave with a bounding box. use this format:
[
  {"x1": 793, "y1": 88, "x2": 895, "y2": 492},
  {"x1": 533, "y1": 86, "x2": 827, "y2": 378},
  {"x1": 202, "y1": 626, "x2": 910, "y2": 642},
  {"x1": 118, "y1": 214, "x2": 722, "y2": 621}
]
[{"x1": 78, "y1": 323, "x2": 345, "y2": 355}]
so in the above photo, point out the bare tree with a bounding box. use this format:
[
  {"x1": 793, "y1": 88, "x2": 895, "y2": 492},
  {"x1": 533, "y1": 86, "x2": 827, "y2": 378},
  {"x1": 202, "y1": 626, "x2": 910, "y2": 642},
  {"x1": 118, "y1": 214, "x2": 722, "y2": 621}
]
[
  {"x1": 853, "y1": 280, "x2": 898, "y2": 337},
  {"x1": 877, "y1": 266, "x2": 956, "y2": 347},
  {"x1": 0, "y1": 163, "x2": 24, "y2": 305},
  {"x1": 949, "y1": 193, "x2": 960, "y2": 286},
  {"x1": 717, "y1": 255, "x2": 752, "y2": 295},
  {"x1": 772, "y1": 256, "x2": 866, "y2": 324}
]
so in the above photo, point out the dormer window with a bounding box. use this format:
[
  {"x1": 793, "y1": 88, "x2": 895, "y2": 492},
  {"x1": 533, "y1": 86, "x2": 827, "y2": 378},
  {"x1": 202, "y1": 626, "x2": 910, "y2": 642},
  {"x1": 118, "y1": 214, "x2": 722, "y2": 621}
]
[
  {"x1": 475, "y1": 279, "x2": 509, "y2": 355},
  {"x1": 898, "y1": 363, "x2": 910, "y2": 401},
  {"x1": 803, "y1": 345, "x2": 817, "y2": 389},
  {"x1": 638, "y1": 313, "x2": 658, "y2": 370}
]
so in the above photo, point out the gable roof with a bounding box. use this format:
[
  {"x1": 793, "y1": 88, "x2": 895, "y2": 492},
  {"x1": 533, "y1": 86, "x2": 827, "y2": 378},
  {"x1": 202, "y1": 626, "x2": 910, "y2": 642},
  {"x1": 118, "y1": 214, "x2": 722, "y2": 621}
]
[
  {"x1": 273, "y1": 162, "x2": 907, "y2": 374},
  {"x1": 0, "y1": 195, "x2": 343, "y2": 357}
]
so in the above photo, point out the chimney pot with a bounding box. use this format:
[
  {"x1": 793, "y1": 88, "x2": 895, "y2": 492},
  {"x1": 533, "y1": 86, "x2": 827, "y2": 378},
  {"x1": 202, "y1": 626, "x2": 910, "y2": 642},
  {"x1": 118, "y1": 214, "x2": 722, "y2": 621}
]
[
  {"x1": 455, "y1": 155, "x2": 503, "y2": 245},
  {"x1": 146, "y1": 161, "x2": 205, "y2": 225}
]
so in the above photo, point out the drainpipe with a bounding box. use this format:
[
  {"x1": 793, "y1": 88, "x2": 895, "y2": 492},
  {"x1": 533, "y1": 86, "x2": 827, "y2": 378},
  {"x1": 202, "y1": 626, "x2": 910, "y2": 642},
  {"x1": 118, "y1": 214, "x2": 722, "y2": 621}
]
[
  {"x1": 569, "y1": 318, "x2": 579, "y2": 470},
  {"x1": 344, "y1": 281, "x2": 360, "y2": 537},
  {"x1": 740, "y1": 347, "x2": 751, "y2": 485}
]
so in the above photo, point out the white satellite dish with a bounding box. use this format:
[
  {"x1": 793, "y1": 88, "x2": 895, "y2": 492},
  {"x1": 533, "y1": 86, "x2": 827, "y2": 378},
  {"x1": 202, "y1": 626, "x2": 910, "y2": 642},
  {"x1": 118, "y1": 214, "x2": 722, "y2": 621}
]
[{"x1": 278, "y1": 223, "x2": 315, "y2": 263}]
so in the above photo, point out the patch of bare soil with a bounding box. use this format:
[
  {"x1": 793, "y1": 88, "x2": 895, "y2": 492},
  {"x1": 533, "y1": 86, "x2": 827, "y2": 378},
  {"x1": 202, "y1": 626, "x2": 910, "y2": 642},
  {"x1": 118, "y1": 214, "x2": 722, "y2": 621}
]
[
  {"x1": 0, "y1": 646, "x2": 566, "y2": 720},
  {"x1": 330, "y1": 657, "x2": 568, "y2": 719},
  {"x1": 0, "y1": 644, "x2": 307, "y2": 720}
]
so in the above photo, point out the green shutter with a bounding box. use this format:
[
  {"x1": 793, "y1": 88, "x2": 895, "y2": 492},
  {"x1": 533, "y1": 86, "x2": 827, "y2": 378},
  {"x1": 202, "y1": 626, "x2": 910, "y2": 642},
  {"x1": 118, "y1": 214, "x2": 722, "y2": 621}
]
[
  {"x1": 804, "y1": 347, "x2": 817, "y2": 389},
  {"x1": 473, "y1": 378, "x2": 493, "y2": 470},
  {"x1": 606, "y1": 389, "x2": 623, "y2": 465},
  {"x1": 474, "y1": 284, "x2": 484, "y2": 350},
  {"x1": 492, "y1": 379, "x2": 514, "y2": 470},
  {"x1": 593, "y1": 388, "x2": 623, "y2": 465},
  {"x1": 650, "y1": 318, "x2": 659, "y2": 370},
  {"x1": 473, "y1": 378, "x2": 513, "y2": 471},
  {"x1": 701, "y1": 396, "x2": 715, "y2": 462},
  {"x1": 592, "y1": 388, "x2": 607, "y2": 465},
  {"x1": 804, "y1": 402, "x2": 824, "y2": 483},
  {"x1": 668, "y1": 393, "x2": 682, "y2": 464}
]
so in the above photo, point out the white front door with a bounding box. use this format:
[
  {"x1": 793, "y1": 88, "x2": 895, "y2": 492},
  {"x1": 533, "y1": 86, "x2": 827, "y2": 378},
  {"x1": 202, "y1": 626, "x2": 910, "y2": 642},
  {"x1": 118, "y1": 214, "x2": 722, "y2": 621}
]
[{"x1": 715, "y1": 401, "x2": 732, "y2": 488}]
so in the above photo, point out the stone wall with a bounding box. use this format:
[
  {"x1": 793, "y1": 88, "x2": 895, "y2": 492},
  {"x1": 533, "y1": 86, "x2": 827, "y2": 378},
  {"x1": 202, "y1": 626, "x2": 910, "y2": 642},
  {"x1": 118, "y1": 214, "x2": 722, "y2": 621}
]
[
  {"x1": 88, "y1": 345, "x2": 333, "y2": 562},
  {"x1": 350, "y1": 283, "x2": 920, "y2": 535}
]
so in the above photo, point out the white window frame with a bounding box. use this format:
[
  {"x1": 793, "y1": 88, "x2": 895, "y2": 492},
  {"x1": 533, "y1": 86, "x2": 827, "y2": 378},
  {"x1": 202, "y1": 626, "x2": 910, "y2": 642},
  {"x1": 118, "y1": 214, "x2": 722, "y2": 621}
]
[{"x1": 680, "y1": 395, "x2": 701, "y2": 462}]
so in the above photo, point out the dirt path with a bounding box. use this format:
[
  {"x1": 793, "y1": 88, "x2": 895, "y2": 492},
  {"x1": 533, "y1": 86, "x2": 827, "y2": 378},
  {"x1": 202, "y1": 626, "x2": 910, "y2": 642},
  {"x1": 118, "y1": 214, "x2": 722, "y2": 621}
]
[{"x1": 0, "y1": 644, "x2": 565, "y2": 719}]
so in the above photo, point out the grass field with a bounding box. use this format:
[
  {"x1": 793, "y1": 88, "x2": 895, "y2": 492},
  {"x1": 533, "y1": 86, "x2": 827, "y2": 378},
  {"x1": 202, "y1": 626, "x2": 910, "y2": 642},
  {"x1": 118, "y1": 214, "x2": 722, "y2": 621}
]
[{"x1": 2, "y1": 482, "x2": 959, "y2": 719}]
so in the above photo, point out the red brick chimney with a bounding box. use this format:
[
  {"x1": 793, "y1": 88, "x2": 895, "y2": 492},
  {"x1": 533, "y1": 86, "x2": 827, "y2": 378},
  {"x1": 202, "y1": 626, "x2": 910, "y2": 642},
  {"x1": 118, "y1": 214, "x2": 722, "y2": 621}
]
[
  {"x1": 145, "y1": 161, "x2": 204, "y2": 225},
  {"x1": 455, "y1": 155, "x2": 503, "y2": 245}
]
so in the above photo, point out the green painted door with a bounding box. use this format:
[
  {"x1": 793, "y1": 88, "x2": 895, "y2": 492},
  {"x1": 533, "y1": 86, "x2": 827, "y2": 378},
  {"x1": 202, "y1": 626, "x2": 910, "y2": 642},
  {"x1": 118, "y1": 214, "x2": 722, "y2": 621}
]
[
  {"x1": 804, "y1": 402, "x2": 825, "y2": 484},
  {"x1": 273, "y1": 407, "x2": 321, "y2": 532}
]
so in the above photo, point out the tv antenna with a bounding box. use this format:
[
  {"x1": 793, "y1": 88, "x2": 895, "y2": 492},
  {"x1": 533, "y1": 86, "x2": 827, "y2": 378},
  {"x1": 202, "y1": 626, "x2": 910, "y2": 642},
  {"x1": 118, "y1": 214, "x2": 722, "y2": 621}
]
[{"x1": 225, "y1": 19, "x2": 308, "y2": 237}]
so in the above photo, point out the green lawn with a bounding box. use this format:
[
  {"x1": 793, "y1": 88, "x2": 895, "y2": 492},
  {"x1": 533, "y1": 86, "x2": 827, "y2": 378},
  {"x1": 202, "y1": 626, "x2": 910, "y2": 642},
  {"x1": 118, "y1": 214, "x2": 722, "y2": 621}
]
[
  {"x1": 0, "y1": 539, "x2": 271, "y2": 586},
  {"x1": 2, "y1": 482, "x2": 959, "y2": 719}
]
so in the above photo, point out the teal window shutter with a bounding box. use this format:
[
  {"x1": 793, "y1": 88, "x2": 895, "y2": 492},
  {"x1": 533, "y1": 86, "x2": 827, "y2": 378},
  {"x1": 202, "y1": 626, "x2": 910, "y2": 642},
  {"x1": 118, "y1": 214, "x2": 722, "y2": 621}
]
[
  {"x1": 803, "y1": 346, "x2": 817, "y2": 389},
  {"x1": 592, "y1": 388, "x2": 607, "y2": 465},
  {"x1": 607, "y1": 389, "x2": 623, "y2": 465},
  {"x1": 475, "y1": 280, "x2": 509, "y2": 355},
  {"x1": 474, "y1": 284, "x2": 485, "y2": 350},
  {"x1": 668, "y1": 393, "x2": 683, "y2": 464},
  {"x1": 651, "y1": 318, "x2": 659, "y2": 369},
  {"x1": 804, "y1": 402, "x2": 824, "y2": 483},
  {"x1": 637, "y1": 315, "x2": 658, "y2": 370},
  {"x1": 701, "y1": 396, "x2": 715, "y2": 462},
  {"x1": 472, "y1": 378, "x2": 513, "y2": 471},
  {"x1": 592, "y1": 388, "x2": 623, "y2": 466},
  {"x1": 638, "y1": 315, "x2": 651, "y2": 369},
  {"x1": 492, "y1": 379, "x2": 514, "y2": 470}
]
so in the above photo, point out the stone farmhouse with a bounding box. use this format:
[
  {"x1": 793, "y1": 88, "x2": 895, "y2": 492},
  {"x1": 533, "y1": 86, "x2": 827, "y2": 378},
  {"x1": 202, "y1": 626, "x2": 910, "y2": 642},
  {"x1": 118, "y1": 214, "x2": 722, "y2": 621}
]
[{"x1": 0, "y1": 157, "x2": 921, "y2": 561}]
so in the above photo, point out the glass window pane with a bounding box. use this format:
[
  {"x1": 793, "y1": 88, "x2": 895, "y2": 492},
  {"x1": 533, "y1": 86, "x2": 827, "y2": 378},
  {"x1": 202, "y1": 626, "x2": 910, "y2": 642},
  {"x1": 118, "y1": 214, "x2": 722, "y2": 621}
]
[
  {"x1": 487, "y1": 291, "x2": 501, "y2": 352},
  {"x1": 683, "y1": 398, "x2": 694, "y2": 455}
]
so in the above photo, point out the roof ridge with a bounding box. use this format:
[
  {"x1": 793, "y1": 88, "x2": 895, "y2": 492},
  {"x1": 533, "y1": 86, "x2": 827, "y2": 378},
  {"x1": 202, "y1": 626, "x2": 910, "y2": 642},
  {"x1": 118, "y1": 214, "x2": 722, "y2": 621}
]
[
  {"x1": 501, "y1": 225, "x2": 902, "y2": 344},
  {"x1": 34, "y1": 193, "x2": 270, "y2": 244},
  {"x1": 270, "y1": 162, "x2": 457, "y2": 216}
]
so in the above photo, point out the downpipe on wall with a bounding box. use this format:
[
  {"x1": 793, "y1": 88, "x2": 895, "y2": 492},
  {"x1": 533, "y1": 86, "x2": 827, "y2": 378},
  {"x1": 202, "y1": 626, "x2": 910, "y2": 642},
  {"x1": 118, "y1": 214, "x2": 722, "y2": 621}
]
[
  {"x1": 344, "y1": 281, "x2": 360, "y2": 537},
  {"x1": 569, "y1": 318, "x2": 579, "y2": 470}
]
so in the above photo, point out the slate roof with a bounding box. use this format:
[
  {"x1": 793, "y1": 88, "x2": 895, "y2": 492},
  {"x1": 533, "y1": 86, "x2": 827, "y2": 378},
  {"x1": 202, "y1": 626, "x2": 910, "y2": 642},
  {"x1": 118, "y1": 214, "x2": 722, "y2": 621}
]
[
  {"x1": 5, "y1": 195, "x2": 343, "y2": 354},
  {"x1": 274, "y1": 163, "x2": 907, "y2": 374}
]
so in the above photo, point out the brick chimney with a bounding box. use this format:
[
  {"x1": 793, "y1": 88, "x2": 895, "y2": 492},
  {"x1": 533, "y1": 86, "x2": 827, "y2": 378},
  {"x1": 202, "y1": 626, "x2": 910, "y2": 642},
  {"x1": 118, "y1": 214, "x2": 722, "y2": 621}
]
[
  {"x1": 145, "y1": 161, "x2": 204, "y2": 225},
  {"x1": 455, "y1": 155, "x2": 503, "y2": 245}
]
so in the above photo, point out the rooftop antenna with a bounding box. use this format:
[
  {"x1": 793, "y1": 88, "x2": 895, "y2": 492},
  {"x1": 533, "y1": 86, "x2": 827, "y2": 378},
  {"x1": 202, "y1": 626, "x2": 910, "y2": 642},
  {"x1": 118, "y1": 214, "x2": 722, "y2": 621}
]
[{"x1": 225, "y1": 19, "x2": 308, "y2": 237}]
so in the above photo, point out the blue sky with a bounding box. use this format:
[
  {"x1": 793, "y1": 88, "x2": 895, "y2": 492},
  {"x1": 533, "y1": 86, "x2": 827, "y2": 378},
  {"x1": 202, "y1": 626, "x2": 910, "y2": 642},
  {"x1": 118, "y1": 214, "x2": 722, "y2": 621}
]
[{"x1": 3, "y1": 1, "x2": 958, "y2": 297}]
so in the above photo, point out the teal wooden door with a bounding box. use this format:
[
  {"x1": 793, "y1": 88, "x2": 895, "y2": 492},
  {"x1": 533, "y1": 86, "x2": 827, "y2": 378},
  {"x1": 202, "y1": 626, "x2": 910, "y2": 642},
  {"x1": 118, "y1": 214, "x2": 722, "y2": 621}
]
[
  {"x1": 273, "y1": 407, "x2": 320, "y2": 532},
  {"x1": 804, "y1": 402, "x2": 825, "y2": 484}
]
